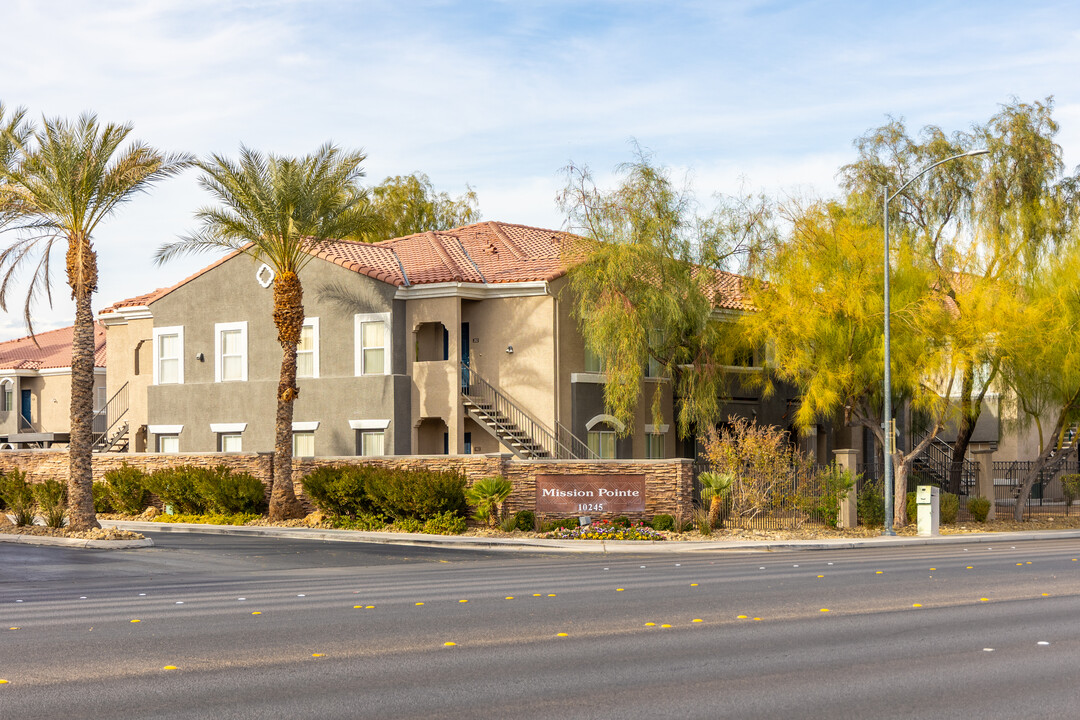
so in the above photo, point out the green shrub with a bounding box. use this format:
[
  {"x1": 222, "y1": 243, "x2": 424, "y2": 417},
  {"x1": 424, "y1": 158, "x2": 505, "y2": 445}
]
[
  {"x1": 301, "y1": 466, "x2": 371, "y2": 518},
  {"x1": 424, "y1": 510, "x2": 467, "y2": 535},
  {"x1": 857, "y1": 483, "x2": 885, "y2": 527},
  {"x1": 513, "y1": 510, "x2": 536, "y2": 531},
  {"x1": 0, "y1": 470, "x2": 35, "y2": 526},
  {"x1": 329, "y1": 512, "x2": 389, "y2": 531},
  {"x1": 144, "y1": 466, "x2": 207, "y2": 515},
  {"x1": 392, "y1": 517, "x2": 424, "y2": 534},
  {"x1": 968, "y1": 495, "x2": 992, "y2": 522},
  {"x1": 154, "y1": 512, "x2": 260, "y2": 526},
  {"x1": 940, "y1": 492, "x2": 959, "y2": 524},
  {"x1": 92, "y1": 481, "x2": 114, "y2": 513},
  {"x1": 694, "y1": 508, "x2": 712, "y2": 535},
  {"x1": 33, "y1": 479, "x2": 67, "y2": 528},
  {"x1": 365, "y1": 467, "x2": 467, "y2": 521},
  {"x1": 464, "y1": 476, "x2": 513, "y2": 526},
  {"x1": 499, "y1": 512, "x2": 518, "y2": 532},
  {"x1": 905, "y1": 491, "x2": 918, "y2": 523},
  {"x1": 797, "y1": 465, "x2": 855, "y2": 529},
  {"x1": 196, "y1": 466, "x2": 266, "y2": 515},
  {"x1": 103, "y1": 463, "x2": 149, "y2": 515},
  {"x1": 650, "y1": 514, "x2": 675, "y2": 531},
  {"x1": 1062, "y1": 474, "x2": 1080, "y2": 506},
  {"x1": 612, "y1": 515, "x2": 631, "y2": 529}
]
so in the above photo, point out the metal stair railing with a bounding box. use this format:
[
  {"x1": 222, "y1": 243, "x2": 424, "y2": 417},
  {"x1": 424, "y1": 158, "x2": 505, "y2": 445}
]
[
  {"x1": 557, "y1": 421, "x2": 599, "y2": 460},
  {"x1": 92, "y1": 382, "x2": 129, "y2": 451},
  {"x1": 461, "y1": 363, "x2": 596, "y2": 460},
  {"x1": 911, "y1": 432, "x2": 979, "y2": 494}
]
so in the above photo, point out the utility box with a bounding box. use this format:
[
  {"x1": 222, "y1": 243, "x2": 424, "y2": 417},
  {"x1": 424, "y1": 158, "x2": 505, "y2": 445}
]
[{"x1": 916, "y1": 485, "x2": 939, "y2": 536}]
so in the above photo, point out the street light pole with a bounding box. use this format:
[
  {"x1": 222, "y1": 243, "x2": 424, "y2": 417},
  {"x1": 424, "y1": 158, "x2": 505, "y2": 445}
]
[{"x1": 881, "y1": 148, "x2": 989, "y2": 536}]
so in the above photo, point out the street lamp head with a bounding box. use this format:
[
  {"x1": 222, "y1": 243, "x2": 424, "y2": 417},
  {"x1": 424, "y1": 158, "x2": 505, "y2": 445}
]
[{"x1": 962, "y1": 148, "x2": 990, "y2": 157}]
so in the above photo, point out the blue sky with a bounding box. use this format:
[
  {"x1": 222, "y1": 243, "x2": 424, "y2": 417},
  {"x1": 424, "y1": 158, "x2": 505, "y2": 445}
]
[{"x1": 1, "y1": 0, "x2": 1078, "y2": 339}]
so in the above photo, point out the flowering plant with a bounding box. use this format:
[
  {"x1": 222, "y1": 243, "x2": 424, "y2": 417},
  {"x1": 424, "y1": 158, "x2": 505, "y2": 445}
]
[{"x1": 547, "y1": 518, "x2": 665, "y2": 541}]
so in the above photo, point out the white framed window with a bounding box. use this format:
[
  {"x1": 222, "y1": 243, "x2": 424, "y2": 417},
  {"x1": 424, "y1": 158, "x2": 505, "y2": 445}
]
[
  {"x1": 94, "y1": 385, "x2": 107, "y2": 412},
  {"x1": 360, "y1": 430, "x2": 385, "y2": 457},
  {"x1": 584, "y1": 345, "x2": 605, "y2": 373},
  {"x1": 219, "y1": 434, "x2": 243, "y2": 452},
  {"x1": 153, "y1": 326, "x2": 184, "y2": 385},
  {"x1": 0, "y1": 379, "x2": 13, "y2": 412},
  {"x1": 645, "y1": 433, "x2": 664, "y2": 459},
  {"x1": 158, "y1": 434, "x2": 180, "y2": 453},
  {"x1": 215, "y1": 321, "x2": 248, "y2": 382},
  {"x1": 355, "y1": 313, "x2": 390, "y2": 376},
  {"x1": 587, "y1": 430, "x2": 616, "y2": 459},
  {"x1": 297, "y1": 318, "x2": 320, "y2": 379},
  {"x1": 293, "y1": 431, "x2": 315, "y2": 458}
]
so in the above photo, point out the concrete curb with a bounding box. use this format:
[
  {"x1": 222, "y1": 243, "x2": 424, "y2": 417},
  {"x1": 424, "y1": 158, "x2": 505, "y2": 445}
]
[
  {"x1": 0, "y1": 533, "x2": 154, "y2": 549},
  {"x1": 102, "y1": 520, "x2": 1080, "y2": 554}
]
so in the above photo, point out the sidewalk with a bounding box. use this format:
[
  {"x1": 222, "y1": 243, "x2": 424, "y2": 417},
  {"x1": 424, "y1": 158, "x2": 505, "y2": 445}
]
[{"x1": 101, "y1": 520, "x2": 1080, "y2": 554}]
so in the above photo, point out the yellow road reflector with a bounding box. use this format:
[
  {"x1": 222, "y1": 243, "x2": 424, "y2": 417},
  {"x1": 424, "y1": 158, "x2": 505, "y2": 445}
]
[
  {"x1": 252, "y1": 611, "x2": 262, "y2": 615},
  {"x1": 913, "y1": 603, "x2": 922, "y2": 608},
  {"x1": 966, "y1": 566, "x2": 974, "y2": 569},
  {"x1": 980, "y1": 598, "x2": 989, "y2": 602},
  {"x1": 312, "y1": 653, "x2": 324, "y2": 657},
  {"x1": 753, "y1": 618, "x2": 762, "y2": 621},
  {"x1": 692, "y1": 619, "x2": 703, "y2": 623},
  {"x1": 8, "y1": 627, "x2": 18, "y2": 631},
  {"x1": 1026, "y1": 562, "x2": 1032, "y2": 565},
  {"x1": 661, "y1": 624, "x2": 672, "y2": 628},
  {"x1": 163, "y1": 666, "x2": 177, "y2": 671},
  {"x1": 0, "y1": 679, "x2": 8, "y2": 684},
  {"x1": 817, "y1": 575, "x2": 824, "y2": 578},
  {"x1": 130, "y1": 619, "x2": 141, "y2": 623},
  {"x1": 690, "y1": 583, "x2": 699, "y2": 587},
  {"x1": 616, "y1": 588, "x2": 625, "y2": 592},
  {"x1": 929, "y1": 568, "x2": 936, "y2": 571},
  {"x1": 353, "y1": 605, "x2": 363, "y2": 609},
  {"x1": 1042, "y1": 593, "x2": 1050, "y2": 596},
  {"x1": 875, "y1": 571, "x2": 883, "y2": 574},
  {"x1": 548, "y1": 594, "x2": 556, "y2": 597},
  {"x1": 645, "y1": 622, "x2": 656, "y2": 626},
  {"x1": 557, "y1": 632, "x2": 568, "y2": 637},
  {"x1": 444, "y1": 642, "x2": 456, "y2": 647},
  {"x1": 533, "y1": 593, "x2": 541, "y2": 597},
  {"x1": 505, "y1": 597, "x2": 514, "y2": 600},
  {"x1": 737, "y1": 615, "x2": 747, "y2": 619},
  {"x1": 820, "y1": 608, "x2": 830, "y2": 613},
  {"x1": 415, "y1": 602, "x2": 424, "y2": 606},
  {"x1": 459, "y1": 599, "x2": 468, "y2": 603}
]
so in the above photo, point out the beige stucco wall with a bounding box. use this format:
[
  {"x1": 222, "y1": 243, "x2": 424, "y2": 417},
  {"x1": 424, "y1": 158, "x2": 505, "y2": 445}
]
[
  {"x1": 407, "y1": 296, "x2": 462, "y2": 453},
  {"x1": 103, "y1": 315, "x2": 154, "y2": 451}
]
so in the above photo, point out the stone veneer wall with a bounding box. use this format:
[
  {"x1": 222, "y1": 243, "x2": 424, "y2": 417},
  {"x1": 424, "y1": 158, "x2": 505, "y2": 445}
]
[{"x1": 0, "y1": 451, "x2": 695, "y2": 522}]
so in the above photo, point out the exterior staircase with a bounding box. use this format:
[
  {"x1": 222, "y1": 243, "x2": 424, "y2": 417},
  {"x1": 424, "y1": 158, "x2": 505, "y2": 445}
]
[
  {"x1": 460, "y1": 363, "x2": 596, "y2": 460},
  {"x1": 91, "y1": 382, "x2": 130, "y2": 453},
  {"x1": 911, "y1": 433, "x2": 978, "y2": 494}
]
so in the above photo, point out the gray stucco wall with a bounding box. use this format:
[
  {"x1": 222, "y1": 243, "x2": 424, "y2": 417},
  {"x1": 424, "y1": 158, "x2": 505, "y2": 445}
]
[{"x1": 146, "y1": 253, "x2": 405, "y2": 456}]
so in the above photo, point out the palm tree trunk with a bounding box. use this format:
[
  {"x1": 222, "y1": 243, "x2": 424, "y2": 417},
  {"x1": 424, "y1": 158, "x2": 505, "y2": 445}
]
[
  {"x1": 67, "y1": 258, "x2": 99, "y2": 530},
  {"x1": 268, "y1": 271, "x2": 305, "y2": 520}
]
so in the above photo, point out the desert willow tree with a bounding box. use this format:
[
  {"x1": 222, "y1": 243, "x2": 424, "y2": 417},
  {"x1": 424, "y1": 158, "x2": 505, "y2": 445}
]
[
  {"x1": 840, "y1": 98, "x2": 1075, "y2": 493},
  {"x1": 557, "y1": 145, "x2": 777, "y2": 440},
  {"x1": 156, "y1": 145, "x2": 377, "y2": 520},
  {"x1": 743, "y1": 201, "x2": 961, "y2": 526},
  {"x1": 0, "y1": 109, "x2": 190, "y2": 531},
  {"x1": 998, "y1": 236, "x2": 1080, "y2": 520}
]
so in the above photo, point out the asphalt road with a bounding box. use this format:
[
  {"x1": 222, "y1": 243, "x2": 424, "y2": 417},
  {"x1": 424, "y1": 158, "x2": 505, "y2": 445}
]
[{"x1": 2, "y1": 533, "x2": 1080, "y2": 719}]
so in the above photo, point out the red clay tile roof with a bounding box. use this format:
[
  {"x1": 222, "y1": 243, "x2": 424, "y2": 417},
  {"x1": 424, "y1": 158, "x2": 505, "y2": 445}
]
[
  {"x1": 0, "y1": 324, "x2": 107, "y2": 370},
  {"x1": 99, "y1": 221, "x2": 749, "y2": 312}
]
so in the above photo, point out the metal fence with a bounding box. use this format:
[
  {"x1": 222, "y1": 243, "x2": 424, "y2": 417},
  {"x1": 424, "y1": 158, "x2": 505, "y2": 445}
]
[
  {"x1": 992, "y1": 460, "x2": 1079, "y2": 519},
  {"x1": 691, "y1": 461, "x2": 836, "y2": 530}
]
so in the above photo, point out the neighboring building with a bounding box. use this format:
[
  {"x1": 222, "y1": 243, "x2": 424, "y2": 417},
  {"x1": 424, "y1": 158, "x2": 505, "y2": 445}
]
[
  {"x1": 0, "y1": 324, "x2": 107, "y2": 449},
  {"x1": 100, "y1": 221, "x2": 818, "y2": 461}
]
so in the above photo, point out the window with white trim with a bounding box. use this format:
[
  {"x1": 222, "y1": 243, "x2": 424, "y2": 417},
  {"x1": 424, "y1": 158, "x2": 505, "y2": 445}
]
[
  {"x1": 359, "y1": 431, "x2": 385, "y2": 457},
  {"x1": 157, "y1": 434, "x2": 180, "y2": 453},
  {"x1": 219, "y1": 434, "x2": 243, "y2": 452},
  {"x1": 153, "y1": 326, "x2": 184, "y2": 385},
  {"x1": 645, "y1": 433, "x2": 664, "y2": 459},
  {"x1": 215, "y1": 322, "x2": 248, "y2": 382},
  {"x1": 94, "y1": 386, "x2": 107, "y2": 412},
  {"x1": 293, "y1": 431, "x2": 315, "y2": 458},
  {"x1": 1, "y1": 380, "x2": 12, "y2": 412},
  {"x1": 297, "y1": 318, "x2": 319, "y2": 379},
  {"x1": 355, "y1": 313, "x2": 390, "y2": 376},
  {"x1": 587, "y1": 428, "x2": 616, "y2": 459}
]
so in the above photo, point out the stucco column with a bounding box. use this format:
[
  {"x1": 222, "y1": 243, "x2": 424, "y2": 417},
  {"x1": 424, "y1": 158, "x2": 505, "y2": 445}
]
[
  {"x1": 972, "y1": 448, "x2": 996, "y2": 521},
  {"x1": 834, "y1": 448, "x2": 858, "y2": 529}
]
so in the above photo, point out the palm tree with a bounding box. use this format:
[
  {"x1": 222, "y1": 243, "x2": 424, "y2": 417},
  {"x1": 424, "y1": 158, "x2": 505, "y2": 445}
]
[
  {"x1": 0, "y1": 110, "x2": 190, "y2": 530},
  {"x1": 157, "y1": 144, "x2": 377, "y2": 520}
]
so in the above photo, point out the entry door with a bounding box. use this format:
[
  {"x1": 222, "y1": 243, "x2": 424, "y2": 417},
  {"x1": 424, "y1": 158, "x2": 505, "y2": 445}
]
[
  {"x1": 460, "y1": 322, "x2": 470, "y2": 390},
  {"x1": 20, "y1": 389, "x2": 31, "y2": 428}
]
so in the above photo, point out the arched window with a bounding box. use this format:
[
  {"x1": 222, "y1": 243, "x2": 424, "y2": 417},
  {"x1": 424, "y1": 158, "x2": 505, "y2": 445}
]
[{"x1": 585, "y1": 414, "x2": 624, "y2": 459}]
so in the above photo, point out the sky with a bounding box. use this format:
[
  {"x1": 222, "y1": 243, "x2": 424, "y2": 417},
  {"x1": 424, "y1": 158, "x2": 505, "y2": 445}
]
[{"x1": 1, "y1": 0, "x2": 1078, "y2": 340}]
